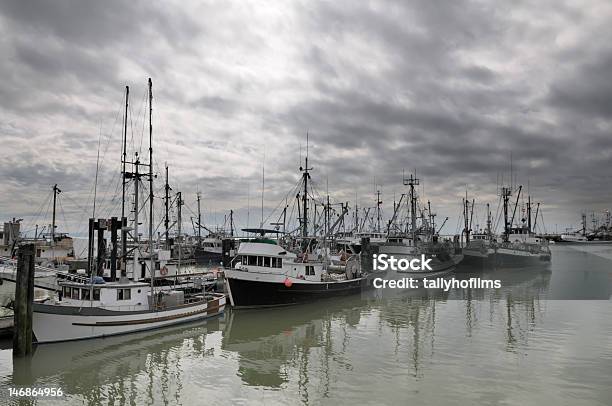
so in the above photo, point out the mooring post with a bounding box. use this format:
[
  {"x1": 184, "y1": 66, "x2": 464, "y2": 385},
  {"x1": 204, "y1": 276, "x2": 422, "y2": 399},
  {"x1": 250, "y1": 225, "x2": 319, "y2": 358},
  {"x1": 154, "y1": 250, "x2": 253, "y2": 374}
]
[
  {"x1": 96, "y1": 219, "x2": 107, "y2": 277},
  {"x1": 13, "y1": 243, "x2": 35, "y2": 357}
]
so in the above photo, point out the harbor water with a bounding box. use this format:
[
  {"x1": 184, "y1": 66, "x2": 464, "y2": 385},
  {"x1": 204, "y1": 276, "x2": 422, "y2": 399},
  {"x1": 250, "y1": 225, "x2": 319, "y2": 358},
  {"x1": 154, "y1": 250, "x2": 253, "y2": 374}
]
[{"x1": 0, "y1": 244, "x2": 611, "y2": 405}]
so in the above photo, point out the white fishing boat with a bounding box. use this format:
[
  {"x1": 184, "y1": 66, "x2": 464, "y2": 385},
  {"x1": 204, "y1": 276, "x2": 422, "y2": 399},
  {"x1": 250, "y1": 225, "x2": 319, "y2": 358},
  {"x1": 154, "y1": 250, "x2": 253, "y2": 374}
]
[
  {"x1": 224, "y1": 232, "x2": 364, "y2": 308},
  {"x1": 33, "y1": 279, "x2": 225, "y2": 343},
  {"x1": 31, "y1": 79, "x2": 226, "y2": 343}
]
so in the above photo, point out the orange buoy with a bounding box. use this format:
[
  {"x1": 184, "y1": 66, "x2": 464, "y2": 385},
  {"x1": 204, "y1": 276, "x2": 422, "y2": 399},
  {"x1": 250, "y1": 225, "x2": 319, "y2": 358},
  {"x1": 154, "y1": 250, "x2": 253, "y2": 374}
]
[{"x1": 284, "y1": 278, "x2": 293, "y2": 288}]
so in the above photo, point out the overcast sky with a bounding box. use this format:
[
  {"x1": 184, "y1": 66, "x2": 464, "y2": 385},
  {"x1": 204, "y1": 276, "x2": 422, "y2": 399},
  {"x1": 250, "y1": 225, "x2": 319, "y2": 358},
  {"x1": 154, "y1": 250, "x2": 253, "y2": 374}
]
[{"x1": 1, "y1": 0, "x2": 612, "y2": 237}]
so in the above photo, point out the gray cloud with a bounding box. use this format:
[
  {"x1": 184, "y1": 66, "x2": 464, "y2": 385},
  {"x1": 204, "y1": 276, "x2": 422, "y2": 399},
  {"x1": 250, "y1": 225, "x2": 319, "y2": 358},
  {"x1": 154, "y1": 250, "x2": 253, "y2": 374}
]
[{"x1": 1, "y1": 0, "x2": 612, "y2": 237}]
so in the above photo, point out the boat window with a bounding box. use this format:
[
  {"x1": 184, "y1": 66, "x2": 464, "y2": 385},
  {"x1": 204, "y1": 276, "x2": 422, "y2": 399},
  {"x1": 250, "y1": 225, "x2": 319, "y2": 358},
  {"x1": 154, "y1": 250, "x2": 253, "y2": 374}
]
[
  {"x1": 257, "y1": 256, "x2": 263, "y2": 266},
  {"x1": 117, "y1": 288, "x2": 131, "y2": 300},
  {"x1": 264, "y1": 257, "x2": 271, "y2": 267},
  {"x1": 248, "y1": 256, "x2": 257, "y2": 266},
  {"x1": 64, "y1": 287, "x2": 70, "y2": 298},
  {"x1": 93, "y1": 288, "x2": 100, "y2": 301},
  {"x1": 71, "y1": 288, "x2": 79, "y2": 300},
  {"x1": 306, "y1": 266, "x2": 315, "y2": 276},
  {"x1": 81, "y1": 288, "x2": 90, "y2": 300},
  {"x1": 155, "y1": 262, "x2": 160, "y2": 270}
]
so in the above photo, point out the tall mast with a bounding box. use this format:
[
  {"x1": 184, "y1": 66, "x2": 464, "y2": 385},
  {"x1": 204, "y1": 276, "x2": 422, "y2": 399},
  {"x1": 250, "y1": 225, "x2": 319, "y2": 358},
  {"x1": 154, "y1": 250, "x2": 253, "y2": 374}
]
[
  {"x1": 301, "y1": 133, "x2": 311, "y2": 239},
  {"x1": 51, "y1": 184, "x2": 60, "y2": 244},
  {"x1": 261, "y1": 152, "x2": 265, "y2": 228},
  {"x1": 486, "y1": 203, "x2": 491, "y2": 237},
  {"x1": 403, "y1": 173, "x2": 419, "y2": 239},
  {"x1": 164, "y1": 165, "x2": 170, "y2": 249},
  {"x1": 121, "y1": 86, "x2": 129, "y2": 220},
  {"x1": 133, "y1": 154, "x2": 140, "y2": 278},
  {"x1": 502, "y1": 186, "x2": 511, "y2": 240},
  {"x1": 148, "y1": 78, "x2": 154, "y2": 293},
  {"x1": 509, "y1": 185, "x2": 523, "y2": 234},
  {"x1": 376, "y1": 189, "x2": 382, "y2": 233},
  {"x1": 527, "y1": 195, "x2": 532, "y2": 233},
  {"x1": 197, "y1": 192, "x2": 202, "y2": 246},
  {"x1": 177, "y1": 192, "x2": 182, "y2": 274},
  {"x1": 463, "y1": 191, "x2": 470, "y2": 245},
  {"x1": 121, "y1": 86, "x2": 129, "y2": 278}
]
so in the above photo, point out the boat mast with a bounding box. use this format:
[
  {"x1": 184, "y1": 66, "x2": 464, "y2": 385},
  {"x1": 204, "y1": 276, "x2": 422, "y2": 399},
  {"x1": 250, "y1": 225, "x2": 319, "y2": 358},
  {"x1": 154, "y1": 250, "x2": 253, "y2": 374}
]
[
  {"x1": 403, "y1": 173, "x2": 419, "y2": 241},
  {"x1": 121, "y1": 86, "x2": 129, "y2": 220},
  {"x1": 177, "y1": 191, "x2": 182, "y2": 274},
  {"x1": 527, "y1": 195, "x2": 532, "y2": 233},
  {"x1": 376, "y1": 189, "x2": 382, "y2": 233},
  {"x1": 133, "y1": 155, "x2": 140, "y2": 278},
  {"x1": 121, "y1": 86, "x2": 129, "y2": 277},
  {"x1": 301, "y1": 133, "x2": 311, "y2": 240},
  {"x1": 469, "y1": 198, "x2": 474, "y2": 241},
  {"x1": 51, "y1": 183, "x2": 60, "y2": 260},
  {"x1": 51, "y1": 184, "x2": 60, "y2": 244},
  {"x1": 164, "y1": 165, "x2": 170, "y2": 249},
  {"x1": 463, "y1": 191, "x2": 470, "y2": 245},
  {"x1": 197, "y1": 192, "x2": 202, "y2": 246},
  {"x1": 509, "y1": 185, "x2": 523, "y2": 234},
  {"x1": 486, "y1": 203, "x2": 492, "y2": 237},
  {"x1": 502, "y1": 186, "x2": 511, "y2": 241},
  {"x1": 148, "y1": 78, "x2": 155, "y2": 293}
]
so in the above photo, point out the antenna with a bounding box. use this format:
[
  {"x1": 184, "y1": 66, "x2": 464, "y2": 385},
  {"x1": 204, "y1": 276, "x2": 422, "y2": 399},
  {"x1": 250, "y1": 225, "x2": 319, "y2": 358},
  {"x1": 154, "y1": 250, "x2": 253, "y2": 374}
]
[{"x1": 261, "y1": 148, "x2": 265, "y2": 228}]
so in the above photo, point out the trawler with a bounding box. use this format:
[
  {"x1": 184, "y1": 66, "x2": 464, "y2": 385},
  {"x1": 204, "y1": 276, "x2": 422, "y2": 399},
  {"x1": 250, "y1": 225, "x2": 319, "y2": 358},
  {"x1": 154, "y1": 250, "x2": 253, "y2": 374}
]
[
  {"x1": 224, "y1": 229, "x2": 365, "y2": 308},
  {"x1": 224, "y1": 137, "x2": 373, "y2": 308},
  {"x1": 31, "y1": 79, "x2": 225, "y2": 343},
  {"x1": 558, "y1": 213, "x2": 612, "y2": 244},
  {"x1": 1, "y1": 186, "x2": 76, "y2": 268},
  {"x1": 378, "y1": 173, "x2": 463, "y2": 275},
  {"x1": 463, "y1": 186, "x2": 551, "y2": 266},
  {"x1": 33, "y1": 278, "x2": 225, "y2": 343}
]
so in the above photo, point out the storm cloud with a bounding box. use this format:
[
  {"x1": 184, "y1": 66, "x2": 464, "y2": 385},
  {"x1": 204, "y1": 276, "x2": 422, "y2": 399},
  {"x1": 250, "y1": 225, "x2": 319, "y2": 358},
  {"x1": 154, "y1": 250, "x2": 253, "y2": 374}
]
[{"x1": 1, "y1": 0, "x2": 611, "y2": 236}]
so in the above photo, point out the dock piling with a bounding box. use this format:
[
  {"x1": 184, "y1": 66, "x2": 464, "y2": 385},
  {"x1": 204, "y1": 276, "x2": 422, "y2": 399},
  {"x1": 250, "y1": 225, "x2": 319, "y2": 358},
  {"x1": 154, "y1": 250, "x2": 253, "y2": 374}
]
[{"x1": 13, "y1": 243, "x2": 35, "y2": 357}]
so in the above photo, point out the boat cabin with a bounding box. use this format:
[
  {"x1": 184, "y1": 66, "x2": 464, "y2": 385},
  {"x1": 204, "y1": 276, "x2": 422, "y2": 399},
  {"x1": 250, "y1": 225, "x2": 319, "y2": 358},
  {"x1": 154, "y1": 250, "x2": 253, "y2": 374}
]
[{"x1": 58, "y1": 280, "x2": 150, "y2": 311}]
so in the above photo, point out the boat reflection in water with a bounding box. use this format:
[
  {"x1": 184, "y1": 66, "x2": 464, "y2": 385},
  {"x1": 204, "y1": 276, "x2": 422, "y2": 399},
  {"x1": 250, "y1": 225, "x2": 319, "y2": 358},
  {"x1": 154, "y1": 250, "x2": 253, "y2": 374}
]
[
  {"x1": 221, "y1": 264, "x2": 555, "y2": 400},
  {"x1": 10, "y1": 317, "x2": 224, "y2": 404},
  {"x1": 4, "y1": 246, "x2": 612, "y2": 404}
]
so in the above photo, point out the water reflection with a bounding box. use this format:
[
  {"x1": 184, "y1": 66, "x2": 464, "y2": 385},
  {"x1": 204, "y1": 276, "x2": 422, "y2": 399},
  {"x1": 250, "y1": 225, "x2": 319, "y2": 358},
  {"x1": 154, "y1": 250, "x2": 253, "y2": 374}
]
[
  {"x1": 8, "y1": 317, "x2": 223, "y2": 405},
  {"x1": 2, "y1": 245, "x2": 612, "y2": 404}
]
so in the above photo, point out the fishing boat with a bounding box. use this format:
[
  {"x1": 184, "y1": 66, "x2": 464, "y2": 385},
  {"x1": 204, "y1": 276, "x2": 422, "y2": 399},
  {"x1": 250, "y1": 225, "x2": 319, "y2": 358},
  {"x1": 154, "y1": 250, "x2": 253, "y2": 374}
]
[
  {"x1": 558, "y1": 213, "x2": 612, "y2": 244},
  {"x1": 33, "y1": 278, "x2": 224, "y2": 343},
  {"x1": 378, "y1": 173, "x2": 462, "y2": 276},
  {"x1": 224, "y1": 230, "x2": 366, "y2": 308},
  {"x1": 224, "y1": 137, "x2": 376, "y2": 308},
  {"x1": 31, "y1": 79, "x2": 225, "y2": 343},
  {"x1": 462, "y1": 186, "x2": 551, "y2": 267}
]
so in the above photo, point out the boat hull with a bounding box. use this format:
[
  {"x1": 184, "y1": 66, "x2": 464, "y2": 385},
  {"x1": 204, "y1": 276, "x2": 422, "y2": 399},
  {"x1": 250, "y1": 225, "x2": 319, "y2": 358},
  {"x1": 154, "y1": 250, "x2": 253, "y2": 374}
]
[
  {"x1": 463, "y1": 248, "x2": 550, "y2": 268},
  {"x1": 194, "y1": 248, "x2": 223, "y2": 265},
  {"x1": 32, "y1": 295, "x2": 225, "y2": 343},
  {"x1": 224, "y1": 271, "x2": 367, "y2": 308}
]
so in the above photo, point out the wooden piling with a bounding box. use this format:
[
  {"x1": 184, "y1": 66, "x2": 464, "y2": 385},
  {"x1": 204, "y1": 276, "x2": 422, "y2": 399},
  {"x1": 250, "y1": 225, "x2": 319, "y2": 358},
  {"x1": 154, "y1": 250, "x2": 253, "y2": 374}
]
[{"x1": 13, "y1": 243, "x2": 35, "y2": 357}]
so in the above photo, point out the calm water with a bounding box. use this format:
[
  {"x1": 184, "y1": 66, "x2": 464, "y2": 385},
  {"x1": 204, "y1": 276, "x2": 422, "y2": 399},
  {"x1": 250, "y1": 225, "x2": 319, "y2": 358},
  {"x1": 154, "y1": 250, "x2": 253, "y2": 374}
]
[{"x1": 0, "y1": 245, "x2": 611, "y2": 405}]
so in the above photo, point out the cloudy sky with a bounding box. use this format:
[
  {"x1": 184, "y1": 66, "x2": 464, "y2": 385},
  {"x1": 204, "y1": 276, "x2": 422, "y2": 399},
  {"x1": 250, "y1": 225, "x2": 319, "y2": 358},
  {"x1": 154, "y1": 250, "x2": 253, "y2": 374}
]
[{"x1": 1, "y1": 0, "x2": 612, "y2": 237}]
